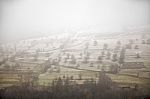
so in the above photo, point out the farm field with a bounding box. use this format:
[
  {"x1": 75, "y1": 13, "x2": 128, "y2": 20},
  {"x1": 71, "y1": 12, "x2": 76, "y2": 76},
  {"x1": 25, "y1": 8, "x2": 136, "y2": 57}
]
[{"x1": 0, "y1": 32, "x2": 150, "y2": 90}]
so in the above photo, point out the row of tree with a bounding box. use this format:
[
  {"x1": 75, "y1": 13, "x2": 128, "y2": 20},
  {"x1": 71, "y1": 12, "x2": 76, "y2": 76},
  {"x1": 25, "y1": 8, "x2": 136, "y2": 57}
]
[{"x1": 0, "y1": 72, "x2": 149, "y2": 99}]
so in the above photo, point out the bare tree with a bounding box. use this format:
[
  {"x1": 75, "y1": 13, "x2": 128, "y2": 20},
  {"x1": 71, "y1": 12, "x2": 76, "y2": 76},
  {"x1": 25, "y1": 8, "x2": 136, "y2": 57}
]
[
  {"x1": 71, "y1": 55, "x2": 76, "y2": 64},
  {"x1": 106, "y1": 51, "x2": 111, "y2": 59},
  {"x1": 112, "y1": 53, "x2": 117, "y2": 62},
  {"x1": 97, "y1": 55, "x2": 103, "y2": 63},
  {"x1": 119, "y1": 48, "x2": 125, "y2": 64},
  {"x1": 135, "y1": 52, "x2": 141, "y2": 58},
  {"x1": 103, "y1": 43, "x2": 108, "y2": 50}
]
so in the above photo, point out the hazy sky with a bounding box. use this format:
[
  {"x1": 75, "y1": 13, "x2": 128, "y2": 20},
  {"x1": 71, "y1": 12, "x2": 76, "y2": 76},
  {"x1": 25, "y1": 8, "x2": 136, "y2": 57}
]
[{"x1": 0, "y1": 0, "x2": 150, "y2": 42}]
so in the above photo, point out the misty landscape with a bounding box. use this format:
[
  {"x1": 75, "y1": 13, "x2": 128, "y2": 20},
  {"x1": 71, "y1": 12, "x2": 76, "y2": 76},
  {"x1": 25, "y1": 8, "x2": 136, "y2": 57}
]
[{"x1": 0, "y1": 0, "x2": 150, "y2": 99}]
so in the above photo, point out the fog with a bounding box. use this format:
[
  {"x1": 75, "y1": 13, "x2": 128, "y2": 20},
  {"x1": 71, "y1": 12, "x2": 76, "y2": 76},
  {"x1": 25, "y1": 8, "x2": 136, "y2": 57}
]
[{"x1": 0, "y1": 0, "x2": 150, "y2": 42}]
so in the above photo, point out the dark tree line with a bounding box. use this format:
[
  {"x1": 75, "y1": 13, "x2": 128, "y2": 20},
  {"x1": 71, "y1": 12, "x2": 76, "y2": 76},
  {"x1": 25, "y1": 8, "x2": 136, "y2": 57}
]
[{"x1": 0, "y1": 72, "x2": 149, "y2": 99}]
